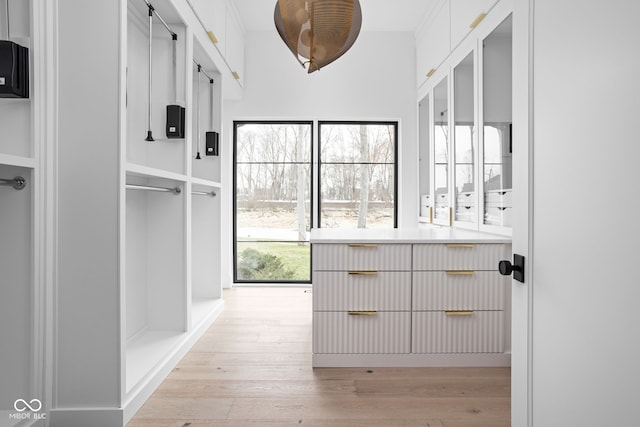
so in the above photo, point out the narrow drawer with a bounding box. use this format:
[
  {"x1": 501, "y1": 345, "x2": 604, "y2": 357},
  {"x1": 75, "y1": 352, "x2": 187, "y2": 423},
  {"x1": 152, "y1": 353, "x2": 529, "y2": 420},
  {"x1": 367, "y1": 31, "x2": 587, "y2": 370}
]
[
  {"x1": 313, "y1": 311, "x2": 410, "y2": 354},
  {"x1": 313, "y1": 271, "x2": 411, "y2": 311},
  {"x1": 412, "y1": 311, "x2": 505, "y2": 354},
  {"x1": 456, "y1": 191, "x2": 476, "y2": 207},
  {"x1": 485, "y1": 189, "x2": 512, "y2": 205},
  {"x1": 312, "y1": 243, "x2": 411, "y2": 271},
  {"x1": 412, "y1": 271, "x2": 506, "y2": 311},
  {"x1": 413, "y1": 243, "x2": 510, "y2": 271},
  {"x1": 484, "y1": 206, "x2": 512, "y2": 227}
]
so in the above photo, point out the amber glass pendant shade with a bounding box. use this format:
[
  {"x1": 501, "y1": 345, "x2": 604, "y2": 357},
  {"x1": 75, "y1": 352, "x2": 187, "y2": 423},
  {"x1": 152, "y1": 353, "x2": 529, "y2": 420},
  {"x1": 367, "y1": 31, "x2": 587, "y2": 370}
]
[{"x1": 274, "y1": 0, "x2": 362, "y2": 73}]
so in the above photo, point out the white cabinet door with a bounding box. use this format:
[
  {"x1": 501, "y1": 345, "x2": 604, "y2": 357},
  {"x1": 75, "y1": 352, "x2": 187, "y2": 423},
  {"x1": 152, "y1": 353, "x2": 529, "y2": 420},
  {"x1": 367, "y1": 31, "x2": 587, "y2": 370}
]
[
  {"x1": 191, "y1": 0, "x2": 227, "y2": 56},
  {"x1": 450, "y1": 0, "x2": 499, "y2": 49},
  {"x1": 416, "y1": 0, "x2": 450, "y2": 88},
  {"x1": 225, "y1": 8, "x2": 244, "y2": 86}
]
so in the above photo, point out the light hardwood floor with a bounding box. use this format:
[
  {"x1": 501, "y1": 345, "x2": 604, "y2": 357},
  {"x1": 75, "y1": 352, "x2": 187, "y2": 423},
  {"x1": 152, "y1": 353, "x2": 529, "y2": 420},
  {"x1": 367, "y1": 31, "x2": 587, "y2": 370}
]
[{"x1": 127, "y1": 287, "x2": 510, "y2": 427}]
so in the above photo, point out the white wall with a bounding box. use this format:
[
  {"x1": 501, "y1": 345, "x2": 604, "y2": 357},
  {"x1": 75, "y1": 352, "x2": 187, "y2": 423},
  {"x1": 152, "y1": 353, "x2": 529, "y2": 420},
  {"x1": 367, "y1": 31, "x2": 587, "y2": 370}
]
[
  {"x1": 531, "y1": 0, "x2": 640, "y2": 425},
  {"x1": 221, "y1": 30, "x2": 418, "y2": 286}
]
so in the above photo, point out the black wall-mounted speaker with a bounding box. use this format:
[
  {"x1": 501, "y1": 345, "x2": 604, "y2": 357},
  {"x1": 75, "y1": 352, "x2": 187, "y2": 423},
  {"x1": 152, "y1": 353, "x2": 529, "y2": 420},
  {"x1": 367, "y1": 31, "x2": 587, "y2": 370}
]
[
  {"x1": 0, "y1": 40, "x2": 29, "y2": 99},
  {"x1": 206, "y1": 131, "x2": 219, "y2": 156},
  {"x1": 166, "y1": 105, "x2": 185, "y2": 138}
]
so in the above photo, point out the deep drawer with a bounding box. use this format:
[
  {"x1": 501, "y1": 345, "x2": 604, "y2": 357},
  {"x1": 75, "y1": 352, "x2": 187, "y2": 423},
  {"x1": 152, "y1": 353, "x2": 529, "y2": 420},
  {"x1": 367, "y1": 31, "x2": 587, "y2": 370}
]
[
  {"x1": 412, "y1": 271, "x2": 507, "y2": 311},
  {"x1": 313, "y1": 271, "x2": 411, "y2": 311},
  {"x1": 313, "y1": 311, "x2": 410, "y2": 354},
  {"x1": 412, "y1": 311, "x2": 505, "y2": 354},
  {"x1": 413, "y1": 243, "x2": 510, "y2": 271},
  {"x1": 312, "y1": 243, "x2": 412, "y2": 271}
]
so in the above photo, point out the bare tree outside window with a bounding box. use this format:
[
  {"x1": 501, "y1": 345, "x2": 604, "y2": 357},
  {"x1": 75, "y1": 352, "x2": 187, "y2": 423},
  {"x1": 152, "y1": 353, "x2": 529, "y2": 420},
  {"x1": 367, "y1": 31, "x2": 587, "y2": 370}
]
[
  {"x1": 234, "y1": 122, "x2": 312, "y2": 282},
  {"x1": 319, "y1": 122, "x2": 397, "y2": 229}
]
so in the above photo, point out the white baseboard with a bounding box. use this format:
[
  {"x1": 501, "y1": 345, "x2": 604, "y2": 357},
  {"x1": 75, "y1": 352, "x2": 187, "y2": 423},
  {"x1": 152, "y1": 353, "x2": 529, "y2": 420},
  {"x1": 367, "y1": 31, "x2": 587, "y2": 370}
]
[{"x1": 313, "y1": 353, "x2": 511, "y2": 368}]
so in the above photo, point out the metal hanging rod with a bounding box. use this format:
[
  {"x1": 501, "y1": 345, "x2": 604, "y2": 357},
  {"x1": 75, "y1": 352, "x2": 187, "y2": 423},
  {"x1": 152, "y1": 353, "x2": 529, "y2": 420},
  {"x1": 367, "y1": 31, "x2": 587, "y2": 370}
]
[
  {"x1": 126, "y1": 183, "x2": 181, "y2": 195},
  {"x1": 144, "y1": 0, "x2": 178, "y2": 39},
  {"x1": 0, "y1": 176, "x2": 26, "y2": 190},
  {"x1": 192, "y1": 59, "x2": 215, "y2": 83},
  {"x1": 192, "y1": 190, "x2": 216, "y2": 197}
]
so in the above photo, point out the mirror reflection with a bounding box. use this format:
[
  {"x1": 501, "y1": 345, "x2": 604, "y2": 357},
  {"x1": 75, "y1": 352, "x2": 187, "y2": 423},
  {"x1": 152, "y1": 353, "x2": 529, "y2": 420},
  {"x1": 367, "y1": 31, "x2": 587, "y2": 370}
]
[
  {"x1": 454, "y1": 52, "x2": 475, "y2": 223},
  {"x1": 483, "y1": 15, "x2": 512, "y2": 227},
  {"x1": 433, "y1": 76, "x2": 449, "y2": 224}
]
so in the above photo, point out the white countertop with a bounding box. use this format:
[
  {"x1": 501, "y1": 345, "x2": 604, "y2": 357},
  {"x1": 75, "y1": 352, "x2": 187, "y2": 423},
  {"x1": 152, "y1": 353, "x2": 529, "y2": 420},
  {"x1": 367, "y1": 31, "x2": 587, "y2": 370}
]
[{"x1": 310, "y1": 227, "x2": 511, "y2": 244}]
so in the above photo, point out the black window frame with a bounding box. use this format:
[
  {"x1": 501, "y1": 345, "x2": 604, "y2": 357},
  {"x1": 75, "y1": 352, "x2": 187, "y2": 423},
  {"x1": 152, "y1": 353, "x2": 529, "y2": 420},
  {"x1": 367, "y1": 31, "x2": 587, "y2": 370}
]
[
  {"x1": 317, "y1": 120, "x2": 399, "y2": 229},
  {"x1": 232, "y1": 120, "x2": 314, "y2": 284}
]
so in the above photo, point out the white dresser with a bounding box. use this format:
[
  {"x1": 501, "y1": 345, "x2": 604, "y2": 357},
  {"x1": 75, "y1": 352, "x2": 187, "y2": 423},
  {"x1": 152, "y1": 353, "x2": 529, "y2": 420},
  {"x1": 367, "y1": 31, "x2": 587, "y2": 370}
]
[{"x1": 310, "y1": 228, "x2": 511, "y2": 367}]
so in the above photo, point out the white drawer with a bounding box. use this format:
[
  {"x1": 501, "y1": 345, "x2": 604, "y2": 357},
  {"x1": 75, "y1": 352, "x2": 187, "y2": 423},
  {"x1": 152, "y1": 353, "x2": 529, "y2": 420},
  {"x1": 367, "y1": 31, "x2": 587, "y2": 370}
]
[
  {"x1": 313, "y1": 271, "x2": 411, "y2": 311},
  {"x1": 313, "y1": 311, "x2": 410, "y2": 354},
  {"x1": 484, "y1": 206, "x2": 512, "y2": 227},
  {"x1": 413, "y1": 244, "x2": 509, "y2": 271},
  {"x1": 312, "y1": 244, "x2": 411, "y2": 271},
  {"x1": 412, "y1": 271, "x2": 506, "y2": 311},
  {"x1": 485, "y1": 189, "x2": 512, "y2": 205},
  {"x1": 420, "y1": 194, "x2": 431, "y2": 207},
  {"x1": 412, "y1": 311, "x2": 505, "y2": 353},
  {"x1": 455, "y1": 206, "x2": 476, "y2": 222},
  {"x1": 456, "y1": 191, "x2": 476, "y2": 207}
]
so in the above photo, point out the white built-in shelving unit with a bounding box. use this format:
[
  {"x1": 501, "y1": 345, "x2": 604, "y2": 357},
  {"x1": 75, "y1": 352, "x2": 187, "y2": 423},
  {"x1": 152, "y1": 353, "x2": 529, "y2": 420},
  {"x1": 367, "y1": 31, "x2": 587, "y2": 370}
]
[
  {"x1": 50, "y1": 0, "x2": 242, "y2": 425},
  {"x1": 416, "y1": 0, "x2": 513, "y2": 236},
  {"x1": 0, "y1": 0, "x2": 48, "y2": 424}
]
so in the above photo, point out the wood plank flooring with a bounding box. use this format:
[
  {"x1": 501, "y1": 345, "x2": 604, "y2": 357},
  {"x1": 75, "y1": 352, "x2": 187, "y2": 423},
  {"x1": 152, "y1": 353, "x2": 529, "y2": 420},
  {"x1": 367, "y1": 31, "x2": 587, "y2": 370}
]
[{"x1": 127, "y1": 287, "x2": 510, "y2": 427}]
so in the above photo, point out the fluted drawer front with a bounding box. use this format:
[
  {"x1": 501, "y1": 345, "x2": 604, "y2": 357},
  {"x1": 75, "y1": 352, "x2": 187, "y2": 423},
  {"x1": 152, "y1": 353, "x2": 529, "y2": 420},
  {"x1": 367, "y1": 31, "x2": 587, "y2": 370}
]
[
  {"x1": 412, "y1": 311, "x2": 505, "y2": 354},
  {"x1": 412, "y1": 272, "x2": 507, "y2": 311},
  {"x1": 313, "y1": 271, "x2": 411, "y2": 311},
  {"x1": 313, "y1": 312, "x2": 410, "y2": 354},
  {"x1": 313, "y1": 244, "x2": 412, "y2": 271},
  {"x1": 413, "y1": 244, "x2": 510, "y2": 271}
]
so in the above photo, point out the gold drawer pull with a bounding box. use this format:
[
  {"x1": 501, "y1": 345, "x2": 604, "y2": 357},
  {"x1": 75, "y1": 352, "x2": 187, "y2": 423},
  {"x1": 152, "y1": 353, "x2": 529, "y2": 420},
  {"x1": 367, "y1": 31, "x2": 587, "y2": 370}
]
[
  {"x1": 348, "y1": 270, "x2": 378, "y2": 276},
  {"x1": 446, "y1": 270, "x2": 475, "y2": 275},
  {"x1": 446, "y1": 244, "x2": 476, "y2": 248},
  {"x1": 445, "y1": 310, "x2": 474, "y2": 316},
  {"x1": 348, "y1": 243, "x2": 378, "y2": 248},
  {"x1": 348, "y1": 310, "x2": 378, "y2": 316},
  {"x1": 207, "y1": 31, "x2": 218, "y2": 44}
]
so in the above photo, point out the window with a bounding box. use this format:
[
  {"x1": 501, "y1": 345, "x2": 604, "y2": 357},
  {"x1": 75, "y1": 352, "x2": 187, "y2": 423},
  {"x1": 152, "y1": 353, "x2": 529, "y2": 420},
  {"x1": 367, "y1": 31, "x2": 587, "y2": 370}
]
[
  {"x1": 318, "y1": 122, "x2": 398, "y2": 228},
  {"x1": 233, "y1": 122, "x2": 312, "y2": 283},
  {"x1": 233, "y1": 121, "x2": 398, "y2": 284}
]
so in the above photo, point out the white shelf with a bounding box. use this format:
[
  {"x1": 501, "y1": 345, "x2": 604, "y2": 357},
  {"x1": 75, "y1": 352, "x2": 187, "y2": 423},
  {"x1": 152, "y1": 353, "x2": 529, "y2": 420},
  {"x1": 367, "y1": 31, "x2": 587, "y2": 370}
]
[
  {"x1": 126, "y1": 162, "x2": 188, "y2": 182},
  {"x1": 191, "y1": 176, "x2": 222, "y2": 188},
  {"x1": 0, "y1": 153, "x2": 37, "y2": 169},
  {"x1": 125, "y1": 329, "x2": 186, "y2": 393},
  {"x1": 191, "y1": 298, "x2": 224, "y2": 329}
]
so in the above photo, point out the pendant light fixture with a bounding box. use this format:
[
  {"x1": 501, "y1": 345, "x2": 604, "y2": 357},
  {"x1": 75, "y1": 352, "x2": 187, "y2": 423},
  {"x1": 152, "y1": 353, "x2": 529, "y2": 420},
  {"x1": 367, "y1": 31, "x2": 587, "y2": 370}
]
[{"x1": 274, "y1": 0, "x2": 362, "y2": 73}]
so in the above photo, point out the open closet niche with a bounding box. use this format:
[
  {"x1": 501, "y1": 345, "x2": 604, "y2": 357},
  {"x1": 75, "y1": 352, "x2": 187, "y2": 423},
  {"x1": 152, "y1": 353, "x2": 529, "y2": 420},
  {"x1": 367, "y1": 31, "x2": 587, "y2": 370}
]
[
  {"x1": 0, "y1": 166, "x2": 32, "y2": 419},
  {"x1": 122, "y1": 0, "x2": 225, "y2": 418},
  {"x1": 126, "y1": 0, "x2": 188, "y2": 174},
  {"x1": 189, "y1": 36, "x2": 223, "y2": 330}
]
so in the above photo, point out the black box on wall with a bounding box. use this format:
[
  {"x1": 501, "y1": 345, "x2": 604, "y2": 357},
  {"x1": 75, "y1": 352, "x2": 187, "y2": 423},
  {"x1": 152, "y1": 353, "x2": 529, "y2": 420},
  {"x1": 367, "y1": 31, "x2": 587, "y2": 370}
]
[
  {"x1": 0, "y1": 41, "x2": 29, "y2": 98},
  {"x1": 166, "y1": 105, "x2": 185, "y2": 138},
  {"x1": 206, "y1": 131, "x2": 219, "y2": 156}
]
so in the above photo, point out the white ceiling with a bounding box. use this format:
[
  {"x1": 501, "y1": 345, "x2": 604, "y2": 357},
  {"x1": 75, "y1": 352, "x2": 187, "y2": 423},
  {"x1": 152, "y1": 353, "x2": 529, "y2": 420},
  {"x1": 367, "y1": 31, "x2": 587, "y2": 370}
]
[{"x1": 233, "y1": 0, "x2": 439, "y2": 33}]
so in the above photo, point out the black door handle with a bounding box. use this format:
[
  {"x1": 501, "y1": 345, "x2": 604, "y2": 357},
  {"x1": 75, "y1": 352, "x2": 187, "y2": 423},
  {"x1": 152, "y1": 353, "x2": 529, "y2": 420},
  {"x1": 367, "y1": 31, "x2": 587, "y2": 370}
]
[{"x1": 498, "y1": 254, "x2": 525, "y2": 283}]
